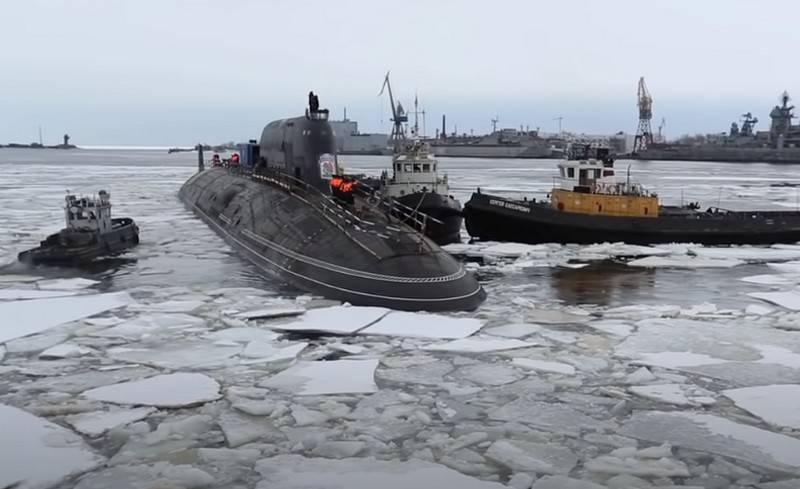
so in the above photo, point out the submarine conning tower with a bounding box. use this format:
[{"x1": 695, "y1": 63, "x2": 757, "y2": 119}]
[{"x1": 259, "y1": 107, "x2": 337, "y2": 192}]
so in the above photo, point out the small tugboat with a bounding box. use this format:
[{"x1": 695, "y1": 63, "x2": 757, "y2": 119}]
[
  {"x1": 464, "y1": 143, "x2": 800, "y2": 245},
  {"x1": 369, "y1": 73, "x2": 462, "y2": 245},
  {"x1": 18, "y1": 191, "x2": 139, "y2": 265}
]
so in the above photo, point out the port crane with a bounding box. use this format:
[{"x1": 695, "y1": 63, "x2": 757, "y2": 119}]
[
  {"x1": 657, "y1": 117, "x2": 666, "y2": 142},
  {"x1": 633, "y1": 77, "x2": 654, "y2": 153},
  {"x1": 379, "y1": 71, "x2": 408, "y2": 152}
]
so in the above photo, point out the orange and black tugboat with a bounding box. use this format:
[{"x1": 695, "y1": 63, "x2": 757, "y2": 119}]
[{"x1": 464, "y1": 143, "x2": 800, "y2": 245}]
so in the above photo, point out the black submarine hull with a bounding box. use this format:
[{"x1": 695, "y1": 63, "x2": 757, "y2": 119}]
[
  {"x1": 396, "y1": 192, "x2": 463, "y2": 245},
  {"x1": 464, "y1": 192, "x2": 800, "y2": 245},
  {"x1": 179, "y1": 169, "x2": 484, "y2": 311}
]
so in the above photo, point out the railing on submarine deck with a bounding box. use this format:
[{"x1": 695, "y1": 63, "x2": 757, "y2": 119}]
[{"x1": 225, "y1": 166, "x2": 437, "y2": 254}]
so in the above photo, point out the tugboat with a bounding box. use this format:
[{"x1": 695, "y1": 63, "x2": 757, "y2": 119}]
[
  {"x1": 18, "y1": 191, "x2": 140, "y2": 265},
  {"x1": 369, "y1": 73, "x2": 462, "y2": 245},
  {"x1": 178, "y1": 95, "x2": 485, "y2": 312},
  {"x1": 463, "y1": 143, "x2": 800, "y2": 245}
]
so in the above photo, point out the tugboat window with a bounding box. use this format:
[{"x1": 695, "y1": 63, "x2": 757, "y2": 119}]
[
  {"x1": 567, "y1": 168, "x2": 575, "y2": 178},
  {"x1": 405, "y1": 164, "x2": 413, "y2": 172},
  {"x1": 423, "y1": 163, "x2": 430, "y2": 172},
  {"x1": 413, "y1": 164, "x2": 421, "y2": 172}
]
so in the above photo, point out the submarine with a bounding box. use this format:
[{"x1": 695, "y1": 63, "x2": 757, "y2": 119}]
[{"x1": 178, "y1": 99, "x2": 486, "y2": 311}]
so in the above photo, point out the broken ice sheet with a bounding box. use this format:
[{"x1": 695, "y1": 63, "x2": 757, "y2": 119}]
[
  {"x1": 0, "y1": 291, "x2": 133, "y2": 343},
  {"x1": 83, "y1": 372, "x2": 222, "y2": 407},
  {"x1": 690, "y1": 246, "x2": 800, "y2": 262},
  {"x1": 254, "y1": 454, "x2": 505, "y2": 489},
  {"x1": 512, "y1": 358, "x2": 576, "y2": 375},
  {"x1": 629, "y1": 383, "x2": 716, "y2": 406},
  {"x1": 749, "y1": 289, "x2": 800, "y2": 311},
  {"x1": 39, "y1": 342, "x2": 94, "y2": 359},
  {"x1": 88, "y1": 313, "x2": 206, "y2": 340},
  {"x1": 0, "y1": 288, "x2": 79, "y2": 300},
  {"x1": 620, "y1": 411, "x2": 800, "y2": 474},
  {"x1": 65, "y1": 407, "x2": 156, "y2": 437},
  {"x1": 627, "y1": 256, "x2": 745, "y2": 268},
  {"x1": 267, "y1": 305, "x2": 389, "y2": 335},
  {"x1": 0, "y1": 404, "x2": 105, "y2": 489},
  {"x1": 362, "y1": 311, "x2": 484, "y2": 339},
  {"x1": 107, "y1": 341, "x2": 242, "y2": 369},
  {"x1": 422, "y1": 337, "x2": 539, "y2": 353},
  {"x1": 483, "y1": 322, "x2": 543, "y2": 338},
  {"x1": 240, "y1": 341, "x2": 308, "y2": 365},
  {"x1": 485, "y1": 439, "x2": 578, "y2": 474},
  {"x1": 723, "y1": 384, "x2": 800, "y2": 429},
  {"x1": 234, "y1": 306, "x2": 305, "y2": 320},
  {"x1": 260, "y1": 359, "x2": 378, "y2": 395},
  {"x1": 72, "y1": 462, "x2": 214, "y2": 489},
  {"x1": 36, "y1": 277, "x2": 100, "y2": 290},
  {"x1": 741, "y1": 274, "x2": 798, "y2": 286}
]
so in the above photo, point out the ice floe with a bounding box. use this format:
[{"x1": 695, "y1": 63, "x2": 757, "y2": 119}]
[
  {"x1": 531, "y1": 475, "x2": 605, "y2": 489},
  {"x1": 627, "y1": 256, "x2": 745, "y2": 268},
  {"x1": 267, "y1": 305, "x2": 389, "y2": 335},
  {"x1": 0, "y1": 404, "x2": 105, "y2": 489},
  {"x1": 741, "y1": 274, "x2": 797, "y2": 286},
  {"x1": 690, "y1": 246, "x2": 800, "y2": 262},
  {"x1": 234, "y1": 306, "x2": 305, "y2": 320},
  {"x1": 629, "y1": 383, "x2": 716, "y2": 406},
  {"x1": 83, "y1": 372, "x2": 222, "y2": 407},
  {"x1": 483, "y1": 322, "x2": 542, "y2": 338},
  {"x1": 0, "y1": 288, "x2": 79, "y2": 300},
  {"x1": 749, "y1": 289, "x2": 800, "y2": 310},
  {"x1": 723, "y1": 384, "x2": 800, "y2": 429},
  {"x1": 620, "y1": 411, "x2": 800, "y2": 473},
  {"x1": 240, "y1": 341, "x2": 308, "y2": 365},
  {"x1": 485, "y1": 439, "x2": 578, "y2": 474},
  {"x1": 88, "y1": 313, "x2": 205, "y2": 340},
  {"x1": 768, "y1": 261, "x2": 800, "y2": 274},
  {"x1": 512, "y1": 358, "x2": 576, "y2": 375},
  {"x1": 206, "y1": 326, "x2": 279, "y2": 343},
  {"x1": 65, "y1": 407, "x2": 156, "y2": 437},
  {"x1": 254, "y1": 455, "x2": 505, "y2": 489},
  {"x1": 72, "y1": 462, "x2": 214, "y2": 489},
  {"x1": 107, "y1": 341, "x2": 242, "y2": 369},
  {"x1": 585, "y1": 452, "x2": 690, "y2": 477},
  {"x1": 39, "y1": 342, "x2": 94, "y2": 359},
  {"x1": 261, "y1": 359, "x2": 379, "y2": 395},
  {"x1": 0, "y1": 291, "x2": 132, "y2": 343},
  {"x1": 362, "y1": 311, "x2": 484, "y2": 339},
  {"x1": 36, "y1": 277, "x2": 100, "y2": 290},
  {"x1": 422, "y1": 337, "x2": 538, "y2": 353}
]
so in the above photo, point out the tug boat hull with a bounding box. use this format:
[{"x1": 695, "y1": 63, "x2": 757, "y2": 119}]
[
  {"x1": 396, "y1": 192, "x2": 463, "y2": 245},
  {"x1": 464, "y1": 192, "x2": 800, "y2": 245},
  {"x1": 18, "y1": 218, "x2": 140, "y2": 265}
]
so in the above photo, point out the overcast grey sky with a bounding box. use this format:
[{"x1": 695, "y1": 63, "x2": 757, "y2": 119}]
[{"x1": 1, "y1": 0, "x2": 797, "y2": 145}]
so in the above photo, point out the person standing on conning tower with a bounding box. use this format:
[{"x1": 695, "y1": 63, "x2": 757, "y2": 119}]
[{"x1": 308, "y1": 91, "x2": 319, "y2": 112}]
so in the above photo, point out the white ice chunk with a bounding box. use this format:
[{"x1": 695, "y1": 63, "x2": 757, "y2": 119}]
[
  {"x1": 267, "y1": 305, "x2": 389, "y2": 335},
  {"x1": 0, "y1": 292, "x2": 132, "y2": 343},
  {"x1": 483, "y1": 322, "x2": 543, "y2": 338},
  {"x1": 480, "y1": 242, "x2": 545, "y2": 258},
  {"x1": 311, "y1": 441, "x2": 367, "y2": 459},
  {"x1": 128, "y1": 300, "x2": 205, "y2": 313},
  {"x1": 628, "y1": 256, "x2": 744, "y2": 268},
  {"x1": 690, "y1": 246, "x2": 800, "y2": 262},
  {"x1": 36, "y1": 277, "x2": 99, "y2": 290},
  {"x1": 0, "y1": 344, "x2": 5, "y2": 362},
  {"x1": 254, "y1": 455, "x2": 505, "y2": 489},
  {"x1": 741, "y1": 274, "x2": 797, "y2": 286},
  {"x1": 584, "y1": 319, "x2": 634, "y2": 337},
  {"x1": 363, "y1": 311, "x2": 484, "y2": 339},
  {"x1": 633, "y1": 351, "x2": 727, "y2": 368},
  {"x1": 107, "y1": 341, "x2": 241, "y2": 369},
  {"x1": 83, "y1": 372, "x2": 221, "y2": 408},
  {"x1": 39, "y1": 342, "x2": 94, "y2": 359},
  {"x1": 72, "y1": 462, "x2": 214, "y2": 489},
  {"x1": 485, "y1": 439, "x2": 578, "y2": 474},
  {"x1": 291, "y1": 404, "x2": 331, "y2": 426},
  {"x1": 240, "y1": 342, "x2": 307, "y2": 365},
  {"x1": 629, "y1": 383, "x2": 716, "y2": 406},
  {"x1": 489, "y1": 398, "x2": 615, "y2": 436},
  {"x1": 625, "y1": 367, "x2": 657, "y2": 384},
  {"x1": 234, "y1": 307, "x2": 305, "y2": 320},
  {"x1": 205, "y1": 327, "x2": 279, "y2": 343},
  {"x1": 261, "y1": 359, "x2": 378, "y2": 395},
  {"x1": 620, "y1": 411, "x2": 800, "y2": 473},
  {"x1": 723, "y1": 384, "x2": 800, "y2": 429},
  {"x1": 522, "y1": 308, "x2": 590, "y2": 324},
  {"x1": 422, "y1": 337, "x2": 538, "y2": 353},
  {"x1": 65, "y1": 407, "x2": 156, "y2": 437},
  {"x1": 585, "y1": 454, "x2": 690, "y2": 477},
  {"x1": 89, "y1": 313, "x2": 205, "y2": 340},
  {"x1": 0, "y1": 288, "x2": 79, "y2": 300},
  {"x1": 746, "y1": 304, "x2": 774, "y2": 315},
  {"x1": 0, "y1": 404, "x2": 105, "y2": 489},
  {"x1": 749, "y1": 289, "x2": 800, "y2": 311},
  {"x1": 767, "y1": 261, "x2": 800, "y2": 274},
  {"x1": 512, "y1": 358, "x2": 576, "y2": 375},
  {"x1": 532, "y1": 475, "x2": 606, "y2": 489}
]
